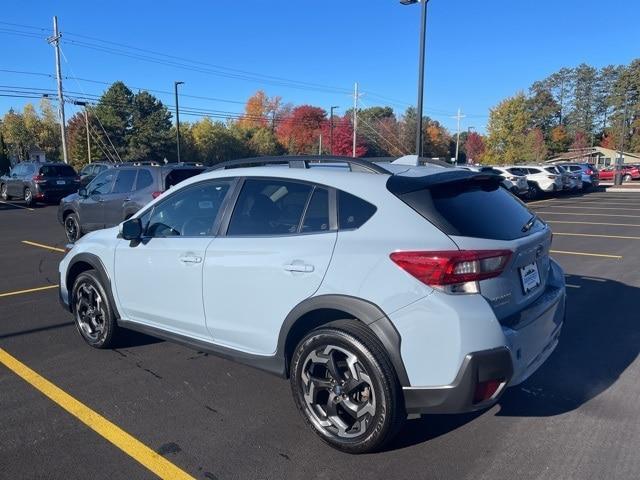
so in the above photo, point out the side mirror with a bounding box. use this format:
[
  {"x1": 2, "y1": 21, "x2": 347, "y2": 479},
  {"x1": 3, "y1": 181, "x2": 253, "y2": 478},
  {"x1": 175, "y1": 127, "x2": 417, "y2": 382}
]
[
  {"x1": 122, "y1": 218, "x2": 143, "y2": 241},
  {"x1": 78, "y1": 187, "x2": 88, "y2": 197}
]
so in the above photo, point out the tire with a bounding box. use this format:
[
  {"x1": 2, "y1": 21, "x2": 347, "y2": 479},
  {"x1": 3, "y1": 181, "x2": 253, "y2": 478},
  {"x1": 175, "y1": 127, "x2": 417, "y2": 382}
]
[
  {"x1": 23, "y1": 187, "x2": 34, "y2": 206},
  {"x1": 1, "y1": 183, "x2": 10, "y2": 200},
  {"x1": 624, "y1": 174, "x2": 632, "y2": 182},
  {"x1": 64, "y1": 213, "x2": 82, "y2": 242},
  {"x1": 290, "y1": 320, "x2": 405, "y2": 453},
  {"x1": 71, "y1": 270, "x2": 118, "y2": 348},
  {"x1": 528, "y1": 182, "x2": 542, "y2": 200}
]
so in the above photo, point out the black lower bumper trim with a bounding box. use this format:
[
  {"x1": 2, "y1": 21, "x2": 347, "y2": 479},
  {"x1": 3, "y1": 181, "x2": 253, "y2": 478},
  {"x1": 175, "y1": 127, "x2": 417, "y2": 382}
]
[{"x1": 403, "y1": 347, "x2": 513, "y2": 414}]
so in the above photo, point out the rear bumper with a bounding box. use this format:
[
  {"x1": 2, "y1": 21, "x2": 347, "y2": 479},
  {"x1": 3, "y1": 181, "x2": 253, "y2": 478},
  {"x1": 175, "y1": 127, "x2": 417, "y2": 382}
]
[
  {"x1": 403, "y1": 347, "x2": 513, "y2": 414},
  {"x1": 34, "y1": 184, "x2": 79, "y2": 201}
]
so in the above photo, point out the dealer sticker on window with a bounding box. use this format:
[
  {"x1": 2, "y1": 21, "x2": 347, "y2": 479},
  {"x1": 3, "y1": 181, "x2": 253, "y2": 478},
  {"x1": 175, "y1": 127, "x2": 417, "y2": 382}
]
[{"x1": 520, "y1": 262, "x2": 541, "y2": 294}]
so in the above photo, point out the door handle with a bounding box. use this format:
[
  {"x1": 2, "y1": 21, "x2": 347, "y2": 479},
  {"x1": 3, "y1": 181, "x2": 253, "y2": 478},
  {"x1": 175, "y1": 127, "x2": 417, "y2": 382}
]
[
  {"x1": 180, "y1": 255, "x2": 202, "y2": 264},
  {"x1": 284, "y1": 263, "x2": 314, "y2": 273}
]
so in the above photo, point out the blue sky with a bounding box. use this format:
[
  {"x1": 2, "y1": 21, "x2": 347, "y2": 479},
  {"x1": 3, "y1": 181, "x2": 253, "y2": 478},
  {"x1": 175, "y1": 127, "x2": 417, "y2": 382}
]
[{"x1": 1, "y1": 0, "x2": 638, "y2": 134}]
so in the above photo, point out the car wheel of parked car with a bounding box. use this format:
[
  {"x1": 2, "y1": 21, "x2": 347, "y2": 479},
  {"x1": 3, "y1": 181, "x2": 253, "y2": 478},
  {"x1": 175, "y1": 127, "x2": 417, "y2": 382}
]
[
  {"x1": 72, "y1": 270, "x2": 118, "y2": 348},
  {"x1": 290, "y1": 320, "x2": 404, "y2": 454},
  {"x1": 0, "y1": 183, "x2": 10, "y2": 200},
  {"x1": 64, "y1": 213, "x2": 81, "y2": 242},
  {"x1": 624, "y1": 174, "x2": 632, "y2": 182},
  {"x1": 23, "y1": 187, "x2": 34, "y2": 206},
  {"x1": 528, "y1": 183, "x2": 542, "y2": 200}
]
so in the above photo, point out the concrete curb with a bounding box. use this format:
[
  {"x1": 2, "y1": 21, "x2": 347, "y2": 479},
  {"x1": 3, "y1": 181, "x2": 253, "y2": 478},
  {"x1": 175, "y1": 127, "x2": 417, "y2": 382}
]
[{"x1": 605, "y1": 188, "x2": 640, "y2": 192}]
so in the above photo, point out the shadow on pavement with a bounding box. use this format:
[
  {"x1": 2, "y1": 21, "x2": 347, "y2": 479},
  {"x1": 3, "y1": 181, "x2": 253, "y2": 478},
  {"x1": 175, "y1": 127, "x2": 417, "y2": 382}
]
[{"x1": 388, "y1": 273, "x2": 639, "y2": 450}]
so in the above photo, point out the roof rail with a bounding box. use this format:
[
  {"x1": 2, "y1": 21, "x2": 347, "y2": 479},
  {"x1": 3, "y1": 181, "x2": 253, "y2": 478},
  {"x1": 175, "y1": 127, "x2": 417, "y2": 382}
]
[{"x1": 210, "y1": 156, "x2": 389, "y2": 174}]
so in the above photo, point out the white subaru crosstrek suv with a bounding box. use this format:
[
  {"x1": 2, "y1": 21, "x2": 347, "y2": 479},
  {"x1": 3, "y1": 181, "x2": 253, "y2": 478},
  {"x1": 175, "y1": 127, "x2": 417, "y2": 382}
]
[
  {"x1": 515, "y1": 165, "x2": 563, "y2": 199},
  {"x1": 58, "y1": 155, "x2": 565, "y2": 453}
]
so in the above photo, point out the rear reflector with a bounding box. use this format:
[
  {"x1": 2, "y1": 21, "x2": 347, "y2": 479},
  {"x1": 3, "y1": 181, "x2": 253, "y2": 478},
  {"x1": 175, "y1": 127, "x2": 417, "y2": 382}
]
[
  {"x1": 473, "y1": 379, "x2": 502, "y2": 403},
  {"x1": 389, "y1": 250, "x2": 512, "y2": 286}
]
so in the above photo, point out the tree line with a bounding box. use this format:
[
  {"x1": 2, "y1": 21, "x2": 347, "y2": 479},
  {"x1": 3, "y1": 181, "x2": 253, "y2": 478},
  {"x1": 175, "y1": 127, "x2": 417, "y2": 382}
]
[{"x1": 1, "y1": 58, "x2": 638, "y2": 172}]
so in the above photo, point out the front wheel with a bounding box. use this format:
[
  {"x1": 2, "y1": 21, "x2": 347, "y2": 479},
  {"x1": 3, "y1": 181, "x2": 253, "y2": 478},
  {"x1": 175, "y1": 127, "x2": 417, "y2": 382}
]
[
  {"x1": 624, "y1": 174, "x2": 632, "y2": 182},
  {"x1": 64, "y1": 213, "x2": 81, "y2": 242},
  {"x1": 290, "y1": 320, "x2": 404, "y2": 453},
  {"x1": 24, "y1": 187, "x2": 34, "y2": 206},
  {"x1": 1, "y1": 183, "x2": 10, "y2": 200},
  {"x1": 72, "y1": 270, "x2": 118, "y2": 348}
]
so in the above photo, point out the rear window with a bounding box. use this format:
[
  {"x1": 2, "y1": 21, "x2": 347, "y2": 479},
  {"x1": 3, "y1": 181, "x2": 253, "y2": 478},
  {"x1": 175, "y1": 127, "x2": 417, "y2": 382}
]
[
  {"x1": 39, "y1": 165, "x2": 76, "y2": 177},
  {"x1": 396, "y1": 180, "x2": 540, "y2": 241},
  {"x1": 165, "y1": 168, "x2": 205, "y2": 189}
]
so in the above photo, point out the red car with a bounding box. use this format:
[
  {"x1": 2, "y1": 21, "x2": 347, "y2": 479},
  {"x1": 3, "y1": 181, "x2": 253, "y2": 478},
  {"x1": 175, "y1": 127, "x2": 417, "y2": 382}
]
[{"x1": 597, "y1": 165, "x2": 640, "y2": 182}]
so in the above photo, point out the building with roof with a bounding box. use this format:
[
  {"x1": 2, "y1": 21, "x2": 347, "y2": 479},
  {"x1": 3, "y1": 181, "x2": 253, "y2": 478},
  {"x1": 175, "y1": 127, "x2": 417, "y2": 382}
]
[{"x1": 546, "y1": 147, "x2": 640, "y2": 167}]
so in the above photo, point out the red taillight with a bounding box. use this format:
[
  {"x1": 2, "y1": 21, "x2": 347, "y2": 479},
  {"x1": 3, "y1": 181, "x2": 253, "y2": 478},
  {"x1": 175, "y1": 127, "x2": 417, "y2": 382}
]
[
  {"x1": 473, "y1": 379, "x2": 502, "y2": 403},
  {"x1": 389, "y1": 250, "x2": 512, "y2": 287},
  {"x1": 585, "y1": 169, "x2": 593, "y2": 175},
  {"x1": 32, "y1": 174, "x2": 45, "y2": 184},
  {"x1": 151, "y1": 191, "x2": 162, "y2": 199}
]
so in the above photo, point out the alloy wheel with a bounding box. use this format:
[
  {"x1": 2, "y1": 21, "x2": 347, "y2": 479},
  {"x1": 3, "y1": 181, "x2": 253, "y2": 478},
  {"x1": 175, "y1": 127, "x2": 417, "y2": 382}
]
[
  {"x1": 300, "y1": 345, "x2": 376, "y2": 439},
  {"x1": 65, "y1": 216, "x2": 78, "y2": 242},
  {"x1": 74, "y1": 283, "x2": 107, "y2": 342},
  {"x1": 1, "y1": 184, "x2": 7, "y2": 200},
  {"x1": 24, "y1": 188, "x2": 32, "y2": 204}
]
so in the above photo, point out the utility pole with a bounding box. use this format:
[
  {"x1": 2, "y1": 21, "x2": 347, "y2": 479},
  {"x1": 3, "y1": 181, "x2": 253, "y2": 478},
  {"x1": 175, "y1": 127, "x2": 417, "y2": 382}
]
[
  {"x1": 71, "y1": 100, "x2": 91, "y2": 164},
  {"x1": 330, "y1": 106, "x2": 339, "y2": 155},
  {"x1": 48, "y1": 16, "x2": 68, "y2": 164},
  {"x1": 318, "y1": 133, "x2": 323, "y2": 155},
  {"x1": 352, "y1": 82, "x2": 360, "y2": 157},
  {"x1": 452, "y1": 107, "x2": 466, "y2": 164},
  {"x1": 174, "y1": 81, "x2": 184, "y2": 163}
]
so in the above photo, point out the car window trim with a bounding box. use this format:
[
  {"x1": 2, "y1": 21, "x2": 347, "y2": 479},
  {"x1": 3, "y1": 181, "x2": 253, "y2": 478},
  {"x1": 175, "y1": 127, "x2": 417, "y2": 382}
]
[
  {"x1": 140, "y1": 177, "x2": 238, "y2": 240},
  {"x1": 220, "y1": 176, "x2": 337, "y2": 238}
]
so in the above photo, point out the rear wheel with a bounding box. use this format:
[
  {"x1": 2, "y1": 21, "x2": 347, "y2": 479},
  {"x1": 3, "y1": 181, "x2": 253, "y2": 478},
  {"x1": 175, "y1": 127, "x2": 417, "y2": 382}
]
[
  {"x1": 290, "y1": 320, "x2": 404, "y2": 453},
  {"x1": 72, "y1": 270, "x2": 118, "y2": 348},
  {"x1": 64, "y1": 213, "x2": 81, "y2": 242},
  {"x1": 23, "y1": 187, "x2": 34, "y2": 206},
  {"x1": 624, "y1": 174, "x2": 632, "y2": 182},
  {"x1": 0, "y1": 183, "x2": 9, "y2": 200},
  {"x1": 528, "y1": 182, "x2": 542, "y2": 200}
]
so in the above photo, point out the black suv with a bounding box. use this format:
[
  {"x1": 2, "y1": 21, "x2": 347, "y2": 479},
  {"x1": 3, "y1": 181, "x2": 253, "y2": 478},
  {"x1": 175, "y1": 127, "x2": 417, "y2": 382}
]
[
  {"x1": 78, "y1": 162, "x2": 113, "y2": 187},
  {"x1": 58, "y1": 163, "x2": 205, "y2": 241},
  {"x1": 1, "y1": 162, "x2": 79, "y2": 206}
]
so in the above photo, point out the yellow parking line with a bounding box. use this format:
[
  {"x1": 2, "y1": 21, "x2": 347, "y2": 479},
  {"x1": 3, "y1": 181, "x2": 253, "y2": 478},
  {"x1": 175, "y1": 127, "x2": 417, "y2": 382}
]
[
  {"x1": 0, "y1": 200, "x2": 34, "y2": 211},
  {"x1": 537, "y1": 205, "x2": 640, "y2": 211},
  {"x1": 0, "y1": 284, "x2": 59, "y2": 298},
  {"x1": 550, "y1": 249, "x2": 622, "y2": 259},
  {"x1": 21, "y1": 240, "x2": 65, "y2": 253},
  {"x1": 0, "y1": 348, "x2": 195, "y2": 480},
  {"x1": 547, "y1": 220, "x2": 640, "y2": 227},
  {"x1": 552, "y1": 202, "x2": 640, "y2": 207},
  {"x1": 527, "y1": 199, "x2": 554, "y2": 205},
  {"x1": 554, "y1": 232, "x2": 640, "y2": 240},
  {"x1": 537, "y1": 211, "x2": 640, "y2": 218}
]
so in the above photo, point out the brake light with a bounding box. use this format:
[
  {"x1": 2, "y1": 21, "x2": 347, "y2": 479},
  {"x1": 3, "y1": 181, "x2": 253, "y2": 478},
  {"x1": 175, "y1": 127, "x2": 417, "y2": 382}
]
[
  {"x1": 32, "y1": 174, "x2": 45, "y2": 184},
  {"x1": 151, "y1": 191, "x2": 162, "y2": 199},
  {"x1": 390, "y1": 250, "x2": 511, "y2": 294},
  {"x1": 585, "y1": 169, "x2": 593, "y2": 175},
  {"x1": 473, "y1": 380, "x2": 503, "y2": 403}
]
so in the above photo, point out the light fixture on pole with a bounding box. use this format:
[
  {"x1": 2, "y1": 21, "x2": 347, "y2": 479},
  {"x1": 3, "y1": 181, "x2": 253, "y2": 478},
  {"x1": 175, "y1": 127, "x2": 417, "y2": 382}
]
[
  {"x1": 330, "y1": 106, "x2": 339, "y2": 155},
  {"x1": 174, "y1": 81, "x2": 185, "y2": 163},
  {"x1": 400, "y1": 0, "x2": 429, "y2": 157}
]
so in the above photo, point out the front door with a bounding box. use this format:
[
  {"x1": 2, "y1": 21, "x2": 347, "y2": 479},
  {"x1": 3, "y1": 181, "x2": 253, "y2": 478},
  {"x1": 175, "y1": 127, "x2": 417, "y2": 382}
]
[
  {"x1": 80, "y1": 169, "x2": 116, "y2": 231},
  {"x1": 103, "y1": 169, "x2": 137, "y2": 227},
  {"x1": 113, "y1": 178, "x2": 234, "y2": 339},
  {"x1": 203, "y1": 178, "x2": 337, "y2": 355}
]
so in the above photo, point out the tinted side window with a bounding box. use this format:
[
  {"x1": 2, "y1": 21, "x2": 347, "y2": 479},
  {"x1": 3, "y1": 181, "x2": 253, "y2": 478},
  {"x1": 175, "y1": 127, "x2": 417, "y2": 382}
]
[
  {"x1": 227, "y1": 178, "x2": 312, "y2": 235},
  {"x1": 338, "y1": 191, "x2": 376, "y2": 230},
  {"x1": 301, "y1": 187, "x2": 330, "y2": 233},
  {"x1": 528, "y1": 168, "x2": 542, "y2": 174},
  {"x1": 112, "y1": 170, "x2": 136, "y2": 194},
  {"x1": 145, "y1": 181, "x2": 231, "y2": 237},
  {"x1": 135, "y1": 169, "x2": 154, "y2": 191},
  {"x1": 89, "y1": 170, "x2": 116, "y2": 195}
]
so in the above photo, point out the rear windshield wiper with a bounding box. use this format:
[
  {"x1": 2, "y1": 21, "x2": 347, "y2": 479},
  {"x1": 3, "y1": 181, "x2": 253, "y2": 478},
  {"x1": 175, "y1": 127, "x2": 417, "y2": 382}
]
[{"x1": 522, "y1": 214, "x2": 537, "y2": 233}]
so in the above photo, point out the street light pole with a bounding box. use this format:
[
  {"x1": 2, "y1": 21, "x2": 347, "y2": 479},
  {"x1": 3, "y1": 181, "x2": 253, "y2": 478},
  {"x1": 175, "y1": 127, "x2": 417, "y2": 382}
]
[
  {"x1": 330, "y1": 106, "x2": 339, "y2": 155},
  {"x1": 174, "y1": 81, "x2": 184, "y2": 163},
  {"x1": 401, "y1": 0, "x2": 429, "y2": 157}
]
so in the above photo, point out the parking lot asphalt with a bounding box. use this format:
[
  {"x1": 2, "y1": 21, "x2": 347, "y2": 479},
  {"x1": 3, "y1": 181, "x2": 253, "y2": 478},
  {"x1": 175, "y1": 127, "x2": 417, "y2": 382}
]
[{"x1": 1, "y1": 193, "x2": 640, "y2": 480}]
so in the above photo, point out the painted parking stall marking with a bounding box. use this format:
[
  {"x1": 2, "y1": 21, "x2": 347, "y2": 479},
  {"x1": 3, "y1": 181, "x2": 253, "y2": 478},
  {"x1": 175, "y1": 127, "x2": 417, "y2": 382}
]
[
  {"x1": 0, "y1": 284, "x2": 59, "y2": 298},
  {"x1": 0, "y1": 348, "x2": 196, "y2": 480},
  {"x1": 21, "y1": 240, "x2": 66, "y2": 253},
  {"x1": 550, "y1": 250, "x2": 622, "y2": 260}
]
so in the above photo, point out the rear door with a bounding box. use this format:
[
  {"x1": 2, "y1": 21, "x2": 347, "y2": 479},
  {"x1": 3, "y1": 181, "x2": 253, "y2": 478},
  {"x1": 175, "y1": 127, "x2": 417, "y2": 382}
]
[
  {"x1": 203, "y1": 178, "x2": 337, "y2": 355},
  {"x1": 103, "y1": 169, "x2": 137, "y2": 227},
  {"x1": 80, "y1": 169, "x2": 116, "y2": 230},
  {"x1": 7, "y1": 164, "x2": 24, "y2": 196}
]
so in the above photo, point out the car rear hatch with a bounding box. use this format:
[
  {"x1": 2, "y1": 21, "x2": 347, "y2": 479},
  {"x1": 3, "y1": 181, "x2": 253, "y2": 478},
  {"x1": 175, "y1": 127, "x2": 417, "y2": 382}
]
[
  {"x1": 36, "y1": 165, "x2": 79, "y2": 194},
  {"x1": 387, "y1": 171, "x2": 554, "y2": 325}
]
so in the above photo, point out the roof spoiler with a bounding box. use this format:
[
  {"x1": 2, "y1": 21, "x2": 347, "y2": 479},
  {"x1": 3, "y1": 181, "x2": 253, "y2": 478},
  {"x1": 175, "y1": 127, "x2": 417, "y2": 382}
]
[{"x1": 392, "y1": 155, "x2": 454, "y2": 169}]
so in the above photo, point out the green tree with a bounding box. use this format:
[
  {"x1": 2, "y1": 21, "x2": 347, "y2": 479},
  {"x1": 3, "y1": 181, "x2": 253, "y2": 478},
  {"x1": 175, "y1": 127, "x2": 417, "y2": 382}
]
[
  {"x1": 485, "y1": 93, "x2": 531, "y2": 164},
  {"x1": 94, "y1": 81, "x2": 134, "y2": 161},
  {"x1": 191, "y1": 118, "x2": 248, "y2": 165},
  {"x1": 127, "y1": 91, "x2": 173, "y2": 162},
  {"x1": 399, "y1": 107, "x2": 417, "y2": 155},
  {"x1": 567, "y1": 63, "x2": 598, "y2": 138},
  {"x1": 527, "y1": 86, "x2": 559, "y2": 136},
  {"x1": 522, "y1": 128, "x2": 548, "y2": 162},
  {"x1": 1, "y1": 108, "x2": 31, "y2": 161},
  {"x1": 38, "y1": 99, "x2": 61, "y2": 162}
]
